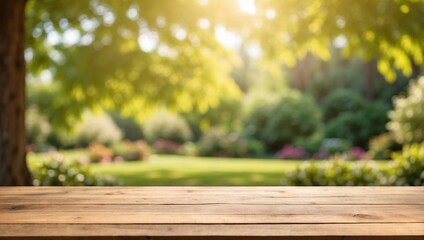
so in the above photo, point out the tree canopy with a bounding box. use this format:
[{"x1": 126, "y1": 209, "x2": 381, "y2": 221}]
[
  {"x1": 26, "y1": 0, "x2": 243, "y2": 126},
  {"x1": 252, "y1": 0, "x2": 424, "y2": 82},
  {"x1": 26, "y1": 0, "x2": 424, "y2": 126}
]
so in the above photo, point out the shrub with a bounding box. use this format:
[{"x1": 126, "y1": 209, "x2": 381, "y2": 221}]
[
  {"x1": 198, "y1": 128, "x2": 248, "y2": 157},
  {"x1": 320, "y1": 138, "x2": 352, "y2": 154},
  {"x1": 312, "y1": 150, "x2": 331, "y2": 160},
  {"x1": 46, "y1": 129, "x2": 78, "y2": 149},
  {"x1": 321, "y1": 89, "x2": 366, "y2": 122},
  {"x1": 244, "y1": 90, "x2": 322, "y2": 151},
  {"x1": 348, "y1": 147, "x2": 368, "y2": 160},
  {"x1": 294, "y1": 134, "x2": 323, "y2": 155},
  {"x1": 144, "y1": 112, "x2": 192, "y2": 144},
  {"x1": 110, "y1": 112, "x2": 144, "y2": 141},
  {"x1": 88, "y1": 143, "x2": 113, "y2": 163},
  {"x1": 153, "y1": 139, "x2": 181, "y2": 154},
  {"x1": 32, "y1": 154, "x2": 119, "y2": 186},
  {"x1": 182, "y1": 96, "x2": 243, "y2": 141},
  {"x1": 368, "y1": 133, "x2": 401, "y2": 160},
  {"x1": 321, "y1": 88, "x2": 390, "y2": 147},
  {"x1": 359, "y1": 101, "x2": 390, "y2": 140},
  {"x1": 112, "y1": 140, "x2": 151, "y2": 161},
  {"x1": 282, "y1": 160, "x2": 383, "y2": 186},
  {"x1": 388, "y1": 76, "x2": 424, "y2": 144},
  {"x1": 198, "y1": 127, "x2": 227, "y2": 156},
  {"x1": 26, "y1": 107, "x2": 51, "y2": 150},
  {"x1": 50, "y1": 112, "x2": 123, "y2": 148},
  {"x1": 324, "y1": 101, "x2": 389, "y2": 147},
  {"x1": 324, "y1": 113, "x2": 361, "y2": 145},
  {"x1": 388, "y1": 142, "x2": 424, "y2": 186},
  {"x1": 276, "y1": 145, "x2": 307, "y2": 159},
  {"x1": 178, "y1": 142, "x2": 199, "y2": 156},
  {"x1": 245, "y1": 139, "x2": 266, "y2": 157},
  {"x1": 75, "y1": 112, "x2": 123, "y2": 147}
]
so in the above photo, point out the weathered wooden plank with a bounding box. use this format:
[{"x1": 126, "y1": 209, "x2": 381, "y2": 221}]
[
  {"x1": 0, "y1": 187, "x2": 423, "y2": 239},
  {"x1": 2, "y1": 195, "x2": 421, "y2": 205},
  {"x1": 1, "y1": 204, "x2": 423, "y2": 224},
  {"x1": 1, "y1": 187, "x2": 423, "y2": 205},
  {"x1": 2, "y1": 237, "x2": 424, "y2": 240},
  {"x1": 1, "y1": 186, "x2": 422, "y2": 195},
  {"x1": 0, "y1": 223, "x2": 423, "y2": 237}
]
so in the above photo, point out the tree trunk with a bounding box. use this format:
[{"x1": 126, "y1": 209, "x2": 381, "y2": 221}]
[
  {"x1": 0, "y1": 0, "x2": 31, "y2": 185},
  {"x1": 294, "y1": 54, "x2": 311, "y2": 91},
  {"x1": 365, "y1": 60, "x2": 375, "y2": 101}
]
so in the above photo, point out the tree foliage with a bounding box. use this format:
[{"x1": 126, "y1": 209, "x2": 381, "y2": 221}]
[
  {"x1": 25, "y1": 0, "x2": 424, "y2": 126},
  {"x1": 388, "y1": 76, "x2": 424, "y2": 144},
  {"x1": 25, "y1": 0, "x2": 243, "y2": 125},
  {"x1": 143, "y1": 111, "x2": 192, "y2": 144},
  {"x1": 252, "y1": 0, "x2": 424, "y2": 81},
  {"x1": 244, "y1": 90, "x2": 322, "y2": 151}
]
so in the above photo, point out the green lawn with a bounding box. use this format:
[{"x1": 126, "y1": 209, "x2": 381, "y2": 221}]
[
  {"x1": 27, "y1": 151, "x2": 391, "y2": 186},
  {"x1": 94, "y1": 155, "x2": 303, "y2": 186}
]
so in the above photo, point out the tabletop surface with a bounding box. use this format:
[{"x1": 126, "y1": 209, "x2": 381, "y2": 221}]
[{"x1": 0, "y1": 187, "x2": 423, "y2": 239}]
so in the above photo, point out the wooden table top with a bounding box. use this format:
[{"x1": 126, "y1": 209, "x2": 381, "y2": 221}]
[{"x1": 0, "y1": 187, "x2": 423, "y2": 239}]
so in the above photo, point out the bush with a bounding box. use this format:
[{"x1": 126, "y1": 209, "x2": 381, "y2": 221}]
[
  {"x1": 245, "y1": 139, "x2": 266, "y2": 157},
  {"x1": 244, "y1": 90, "x2": 322, "y2": 151},
  {"x1": 276, "y1": 145, "x2": 307, "y2": 159},
  {"x1": 75, "y1": 112, "x2": 123, "y2": 147},
  {"x1": 198, "y1": 128, "x2": 248, "y2": 157},
  {"x1": 388, "y1": 143, "x2": 424, "y2": 186},
  {"x1": 46, "y1": 129, "x2": 78, "y2": 149},
  {"x1": 388, "y1": 76, "x2": 424, "y2": 144},
  {"x1": 32, "y1": 154, "x2": 119, "y2": 186},
  {"x1": 112, "y1": 140, "x2": 151, "y2": 161},
  {"x1": 321, "y1": 89, "x2": 366, "y2": 122},
  {"x1": 88, "y1": 143, "x2": 113, "y2": 163},
  {"x1": 294, "y1": 134, "x2": 323, "y2": 155},
  {"x1": 347, "y1": 147, "x2": 368, "y2": 160},
  {"x1": 320, "y1": 138, "x2": 352, "y2": 154},
  {"x1": 321, "y1": 88, "x2": 390, "y2": 148},
  {"x1": 26, "y1": 107, "x2": 51, "y2": 150},
  {"x1": 144, "y1": 112, "x2": 192, "y2": 144},
  {"x1": 178, "y1": 142, "x2": 199, "y2": 156},
  {"x1": 324, "y1": 101, "x2": 389, "y2": 147},
  {"x1": 368, "y1": 133, "x2": 401, "y2": 160},
  {"x1": 182, "y1": 96, "x2": 243, "y2": 141},
  {"x1": 282, "y1": 160, "x2": 383, "y2": 186},
  {"x1": 110, "y1": 112, "x2": 144, "y2": 141},
  {"x1": 49, "y1": 112, "x2": 123, "y2": 148},
  {"x1": 324, "y1": 113, "x2": 361, "y2": 145},
  {"x1": 153, "y1": 139, "x2": 181, "y2": 154}
]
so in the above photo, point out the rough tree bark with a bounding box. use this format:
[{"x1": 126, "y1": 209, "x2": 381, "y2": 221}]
[{"x1": 0, "y1": 0, "x2": 32, "y2": 185}]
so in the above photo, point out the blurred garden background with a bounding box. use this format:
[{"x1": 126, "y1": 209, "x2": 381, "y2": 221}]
[{"x1": 20, "y1": 0, "x2": 424, "y2": 186}]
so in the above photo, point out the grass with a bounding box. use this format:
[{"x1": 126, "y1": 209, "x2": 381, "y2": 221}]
[
  {"x1": 93, "y1": 155, "x2": 304, "y2": 186},
  {"x1": 27, "y1": 150, "x2": 392, "y2": 186}
]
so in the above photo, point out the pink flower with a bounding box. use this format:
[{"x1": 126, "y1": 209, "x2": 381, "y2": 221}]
[
  {"x1": 276, "y1": 145, "x2": 307, "y2": 159},
  {"x1": 101, "y1": 157, "x2": 112, "y2": 164},
  {"x1": 54, "y1": 153, "x2": 64, "y2": 162},
  {"x1": 350, "y1": 147, "x2": 367, "y2": 160},
  {"x1": 114, "y1": 156, "x2": 124, "y2": 163}
]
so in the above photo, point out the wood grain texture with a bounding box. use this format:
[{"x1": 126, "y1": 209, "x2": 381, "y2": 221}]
[
  {"x1": 1, "y1": 187, "x2": 423, "y2": 205},
  {"x1": 1, "y1": 204, "x2": 423, "y2": 224},
  {"x1": 1, "y1": 223, "x2": 424, "y2": 237},
  {"x1": 3, "y1": 237, "x2": 424, "y2": 240},
  {"x1": 0, "y1": 187, "x2": 423, "y2": 239}
]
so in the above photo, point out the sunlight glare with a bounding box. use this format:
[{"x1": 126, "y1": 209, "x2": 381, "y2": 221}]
[
  {"x1": 333, "y1": 35, "x2": 347, "y2": 48},
  {"x1": 265, "y1": 9, "x2": 276, "y2": 19},
  {"x1": 239, "y1": 0, "x2": 256, "y2": 15},
  {"x1": 215, "y1": 25, "x2": 242, "y2": 49},
  {"x1": 138, "y1": 31, "x2": 158, "y2": 52}
]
